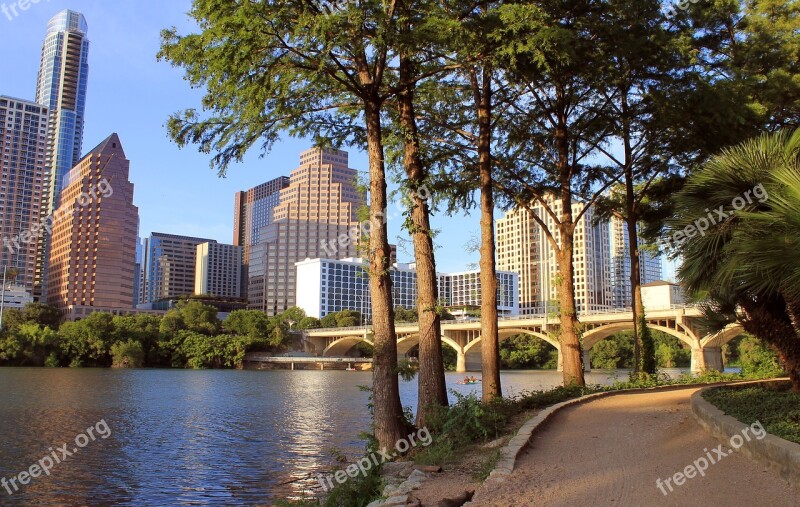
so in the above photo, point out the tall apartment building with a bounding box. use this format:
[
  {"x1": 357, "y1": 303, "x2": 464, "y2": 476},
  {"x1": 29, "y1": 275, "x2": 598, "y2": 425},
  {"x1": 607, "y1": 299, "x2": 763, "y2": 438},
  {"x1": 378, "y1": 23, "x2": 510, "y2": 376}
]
[
  {"x1": 195, "y1": 242, "x2": 243, "y2": 299},
  {"x1": 609, "y1": 216, "x2": 663, "y2": 309},
  {"x1": 247, "y1": 147, "x2": 364, "y2": 315},
  {"x1": 36, "y1": 9, "x2": 90, "y2": 208},
  {"x1": 46, "y1": 134, "x2": 138, "y2": 312},
  {"x1": 0, "y1": 97, "x2": 50, "y2": 295},
  {"x1": 295, "y1": 257, "x2": 519, "y2": 321},
  {"x1": 141, "y1": 233, "x2": 214, "y2": 304},
  {"x1": 35, "y1": 9, "x2": 90, "y2": 297},
  {"x1": 234, "y1": 176, "x2": 290, "y2": 298},
  {"x1": 496, "y1": 195, "x2": 612, "y2": 315}
]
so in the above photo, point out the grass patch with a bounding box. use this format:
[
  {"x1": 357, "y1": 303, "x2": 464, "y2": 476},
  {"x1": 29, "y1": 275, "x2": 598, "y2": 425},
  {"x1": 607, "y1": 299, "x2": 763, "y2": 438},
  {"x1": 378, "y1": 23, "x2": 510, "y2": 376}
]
[
  {"x1": 703, "y1": 383, "x2": 800, "y2": 444},
  {"x1": 473, "y1": 448, "x2": 501, "y2": 481}
]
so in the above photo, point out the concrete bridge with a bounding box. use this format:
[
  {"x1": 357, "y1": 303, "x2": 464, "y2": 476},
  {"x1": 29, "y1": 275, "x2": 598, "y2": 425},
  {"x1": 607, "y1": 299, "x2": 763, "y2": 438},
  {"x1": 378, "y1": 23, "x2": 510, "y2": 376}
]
[{"x1": 302, "y1": 305, "x2": 745, "y2": 373}]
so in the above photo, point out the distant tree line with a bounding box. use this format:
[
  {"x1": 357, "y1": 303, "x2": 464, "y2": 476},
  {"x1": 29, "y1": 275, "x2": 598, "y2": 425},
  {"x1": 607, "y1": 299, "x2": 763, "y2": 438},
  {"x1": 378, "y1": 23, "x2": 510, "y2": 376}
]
[
  {"x1": 0, "y1": 302, "x2": 315, "y2": 369},
  {"x1": 496, "y1": 332, "x2": 779, "y2": 373}
]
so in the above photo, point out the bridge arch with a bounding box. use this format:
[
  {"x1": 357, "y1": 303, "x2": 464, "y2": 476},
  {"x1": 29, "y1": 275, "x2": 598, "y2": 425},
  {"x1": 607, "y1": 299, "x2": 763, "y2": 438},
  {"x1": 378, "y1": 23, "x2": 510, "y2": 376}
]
[
  {"x1": 396, "y1": 333, "x2": 463, "y2": 356},
  {"x1": 462, "y1": 328, "x2": 561, "y2": 355},
  {"x1": 700, "y1": 323, "x2": 746, "y2": 349},
  {"x1": 323, "y1": 336, "x2": 373, "y2": 357},
  {"x1": 582, "y1": 322, "x2": 698, "y2": 351}
]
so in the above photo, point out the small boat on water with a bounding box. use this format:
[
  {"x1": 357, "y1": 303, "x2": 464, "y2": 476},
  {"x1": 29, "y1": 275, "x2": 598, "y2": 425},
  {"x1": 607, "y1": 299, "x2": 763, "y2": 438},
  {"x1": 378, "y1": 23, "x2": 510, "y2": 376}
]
[
  {"x1": 346, "y1": 367, "x2": 357, "y2": 371},
  {"x1": 456, "y1": 378, "x2": 481, "y2": 385}
]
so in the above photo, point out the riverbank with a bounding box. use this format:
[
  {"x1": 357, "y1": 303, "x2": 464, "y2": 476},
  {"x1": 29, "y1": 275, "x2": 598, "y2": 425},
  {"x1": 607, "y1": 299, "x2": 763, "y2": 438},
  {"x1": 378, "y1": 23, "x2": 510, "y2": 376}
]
[{"x1": 307, "y1": 371, "x2": 780, "y2": 506}]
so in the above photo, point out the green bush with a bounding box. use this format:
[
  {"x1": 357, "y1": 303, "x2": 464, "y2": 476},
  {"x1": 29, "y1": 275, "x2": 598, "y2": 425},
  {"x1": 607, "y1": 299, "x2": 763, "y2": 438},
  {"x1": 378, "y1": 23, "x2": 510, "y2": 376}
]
[
  {"x1": 738, "y1": 335, "x2": 784, "y2": 376},
  {"x1": 499, "y1": 334, "x2": 558, "y2": 369},
  {"x1": 110, "y1": 340, "x2": 145, "y2": 368}
]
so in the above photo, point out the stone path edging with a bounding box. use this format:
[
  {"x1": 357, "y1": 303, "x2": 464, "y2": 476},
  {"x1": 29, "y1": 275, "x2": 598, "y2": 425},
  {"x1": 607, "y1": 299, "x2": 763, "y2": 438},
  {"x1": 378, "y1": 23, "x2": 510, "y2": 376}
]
[
  {"x1": 484, "y1": 381, "x2": 753, "y2": 485},
  {"x1": 690, "y1": 379, "x2": 800, "y2": 489}
]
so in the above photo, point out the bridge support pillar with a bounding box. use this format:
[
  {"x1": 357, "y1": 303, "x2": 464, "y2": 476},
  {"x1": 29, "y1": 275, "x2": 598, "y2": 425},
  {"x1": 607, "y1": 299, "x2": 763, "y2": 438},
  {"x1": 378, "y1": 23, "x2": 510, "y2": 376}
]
[
  {"x1": 456, "y1": 350, "x2": 466, "y2": 373},
  {"x1": 703, "y1": 347, "x2": 724, "y2": 372},
  {"x1": 691, "y1": 347, "x2": 703, "y2": 373},
  {"x1": 583, "y1": 350, "x2": 591, "y2": 372},
  {"x1": 557, "y1": 350, "x2": 564, "y2": 372}
]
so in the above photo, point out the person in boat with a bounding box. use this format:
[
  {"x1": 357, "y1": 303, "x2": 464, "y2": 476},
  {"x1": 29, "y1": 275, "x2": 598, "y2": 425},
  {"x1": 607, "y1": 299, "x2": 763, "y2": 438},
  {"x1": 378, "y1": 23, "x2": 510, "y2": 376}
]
[{"x1": 463, "y1": 376, "x2": 471, "y2": 384}]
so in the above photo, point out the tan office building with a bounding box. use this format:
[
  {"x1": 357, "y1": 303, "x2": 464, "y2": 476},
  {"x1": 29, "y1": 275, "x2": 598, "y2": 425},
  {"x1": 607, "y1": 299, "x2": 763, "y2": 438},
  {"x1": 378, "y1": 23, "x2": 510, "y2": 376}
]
[
  {"x1": 46, "y1": 133, "x2": 139, "y2": 311},
  {"x1": 195, "y1": 242, "x2": 243, "y2": 299},
  {"x1": 247, "y1": 147, "x2": 363, "y2": 315},
  {"x1": 496, "y1": 194, "x2": 612, "y2": 316},
  {"x1": 0, "y1": 96, "x2": 51, "y2": 294}
]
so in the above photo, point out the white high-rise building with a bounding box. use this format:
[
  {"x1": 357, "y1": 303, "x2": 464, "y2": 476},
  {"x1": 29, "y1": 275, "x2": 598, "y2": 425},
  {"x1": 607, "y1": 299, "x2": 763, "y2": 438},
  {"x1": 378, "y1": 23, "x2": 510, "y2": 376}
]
[
  {"x1": 496, "y1": 195, "x2": 612, "y2": 315},
  {"x1": 609, "y1": 216, "x2": 663, "y2": 309}
]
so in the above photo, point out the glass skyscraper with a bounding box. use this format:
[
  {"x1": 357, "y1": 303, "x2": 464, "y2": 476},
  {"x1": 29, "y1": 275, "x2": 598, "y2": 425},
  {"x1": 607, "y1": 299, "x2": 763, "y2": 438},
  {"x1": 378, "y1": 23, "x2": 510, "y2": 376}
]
[
  {"x1": 34, "y1": 9, "x2": 90, "y2": 300},
  {"x1": 36, "y1": 9, "x2": 89, "y2": 211}
]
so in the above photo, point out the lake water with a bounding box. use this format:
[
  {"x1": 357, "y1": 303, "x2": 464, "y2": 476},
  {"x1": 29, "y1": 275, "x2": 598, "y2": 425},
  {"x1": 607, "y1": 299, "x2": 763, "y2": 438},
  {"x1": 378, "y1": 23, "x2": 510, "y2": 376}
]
[{"x1": 0, "y1": 368, "x2": 683, "y2": 505}]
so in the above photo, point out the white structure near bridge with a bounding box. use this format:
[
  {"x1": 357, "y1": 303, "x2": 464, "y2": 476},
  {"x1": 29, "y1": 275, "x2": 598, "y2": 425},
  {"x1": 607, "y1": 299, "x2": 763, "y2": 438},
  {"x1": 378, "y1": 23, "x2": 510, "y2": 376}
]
[
  {"x1": 302, "y1": 305, "x2": 744, "y2": 374},
  {"x1": 296, "y1": 257, "x2": 519, "y2": 320}
]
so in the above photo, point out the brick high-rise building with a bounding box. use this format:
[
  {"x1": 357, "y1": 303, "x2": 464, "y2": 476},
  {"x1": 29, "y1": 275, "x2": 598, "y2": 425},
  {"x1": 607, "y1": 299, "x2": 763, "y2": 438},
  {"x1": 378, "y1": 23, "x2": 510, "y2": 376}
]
[
  {"x1": 46, "y1": 133, "x2": 138, "y2": 311},
  {"x1": 0, "y1": 96, "x2": 51, "y2": 295},
  {"x1": 247, "y1": 147, "x2": 364, "y2": 315},
  {"x1": 496, "y1": 194, "x2": 612, "y2": 315}
]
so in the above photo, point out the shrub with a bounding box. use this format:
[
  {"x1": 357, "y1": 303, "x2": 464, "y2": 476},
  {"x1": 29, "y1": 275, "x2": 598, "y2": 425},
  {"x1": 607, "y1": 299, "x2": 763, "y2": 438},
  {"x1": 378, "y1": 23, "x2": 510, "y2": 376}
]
[{"x1": 111, "y1": 340, "x2": 145, "y2": 368}]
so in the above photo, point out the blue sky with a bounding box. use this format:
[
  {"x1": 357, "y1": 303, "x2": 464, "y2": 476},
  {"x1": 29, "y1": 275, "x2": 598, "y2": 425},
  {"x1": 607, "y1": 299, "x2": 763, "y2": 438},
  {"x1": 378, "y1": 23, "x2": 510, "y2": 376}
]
[{"x1": 0, "y1": 0, "x2": 675, "y2": 278}]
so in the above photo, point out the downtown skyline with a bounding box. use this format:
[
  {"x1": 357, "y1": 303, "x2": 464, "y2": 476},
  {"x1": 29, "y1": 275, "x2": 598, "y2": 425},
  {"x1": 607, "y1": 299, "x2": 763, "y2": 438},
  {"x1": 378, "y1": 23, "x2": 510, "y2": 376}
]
[{"x1": 0, "y1": 1, "x2": 484, "y2": 275}]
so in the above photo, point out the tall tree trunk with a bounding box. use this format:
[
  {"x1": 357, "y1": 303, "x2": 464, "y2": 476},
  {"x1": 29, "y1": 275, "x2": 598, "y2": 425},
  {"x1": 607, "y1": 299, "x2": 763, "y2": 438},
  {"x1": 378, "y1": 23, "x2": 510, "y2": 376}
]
[
  {"x1": 398, "y1": 53, "x2": 448, "y2": 427},
  {"x1": 474, "y1": 67, "x2": 501, "y2": 401},
  {"x1": 365, "y1": 101, "x2": 408, "y2": 448},
  {"x1": 620, "y1": 91, "x2": 652, "y2": 374},
  {"x1": 555, "y1": 120, "x2": 585, "y2": 387},
  {"x1": 557, "y1": 225, "x2": 584, "y2": 386},
  {"x1": 623, "y1": 158, "x2": 643, "y2": 373}
]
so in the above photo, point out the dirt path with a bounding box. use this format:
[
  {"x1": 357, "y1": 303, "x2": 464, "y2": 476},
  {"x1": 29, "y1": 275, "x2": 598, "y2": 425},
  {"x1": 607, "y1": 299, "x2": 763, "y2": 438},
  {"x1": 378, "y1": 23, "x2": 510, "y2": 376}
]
[{"x1": 472, "y1": 387, "x2": 796, "y2": 507}]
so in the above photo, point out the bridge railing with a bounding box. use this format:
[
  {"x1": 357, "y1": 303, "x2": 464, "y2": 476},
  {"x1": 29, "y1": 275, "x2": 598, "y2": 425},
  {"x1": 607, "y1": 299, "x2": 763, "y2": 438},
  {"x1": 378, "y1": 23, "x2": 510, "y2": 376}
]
[
  {"x1": 304, "y1": 303, "x2": 700, "y2": 334},
  {"x1": 244, "y1": 353, "x2": 373, "y2": 363}
]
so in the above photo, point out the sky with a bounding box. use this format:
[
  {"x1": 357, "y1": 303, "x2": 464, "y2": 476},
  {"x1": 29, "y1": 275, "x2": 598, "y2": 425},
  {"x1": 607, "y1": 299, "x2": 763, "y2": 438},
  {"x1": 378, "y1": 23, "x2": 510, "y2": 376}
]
[{"x1": 0, "y1": 0, "x2": 676, "y2": 278}]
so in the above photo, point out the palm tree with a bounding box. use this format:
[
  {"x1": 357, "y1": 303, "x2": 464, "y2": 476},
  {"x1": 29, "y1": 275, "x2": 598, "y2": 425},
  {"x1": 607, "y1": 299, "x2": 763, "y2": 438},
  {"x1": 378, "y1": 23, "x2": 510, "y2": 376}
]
[{"x1": 669, "y1": 129, "x2": 800, "y2": 391}]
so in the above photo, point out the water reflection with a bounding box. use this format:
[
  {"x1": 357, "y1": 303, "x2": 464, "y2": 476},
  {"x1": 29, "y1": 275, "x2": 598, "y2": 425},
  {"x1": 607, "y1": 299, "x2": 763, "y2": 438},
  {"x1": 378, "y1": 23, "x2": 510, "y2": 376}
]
[{"x1": 0, "y1": 367, "x2": 696, "y2": 505}]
